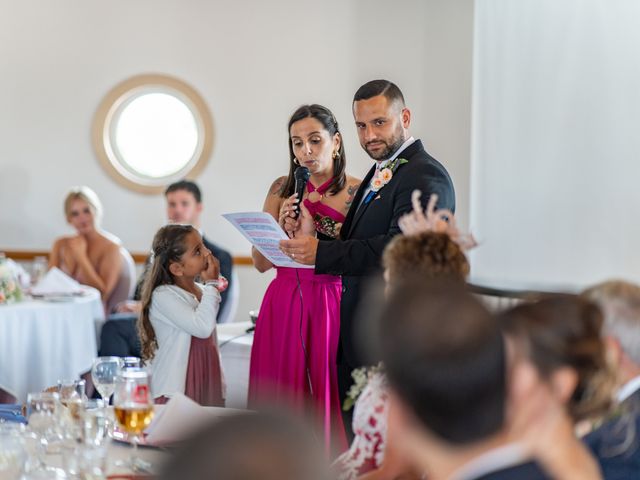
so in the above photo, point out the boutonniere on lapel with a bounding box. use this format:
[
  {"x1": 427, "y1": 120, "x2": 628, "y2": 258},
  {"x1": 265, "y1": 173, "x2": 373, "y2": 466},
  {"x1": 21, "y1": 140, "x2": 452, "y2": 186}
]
[{"x1": 364, "y1": 157, "x2": 408, "y2": 205}]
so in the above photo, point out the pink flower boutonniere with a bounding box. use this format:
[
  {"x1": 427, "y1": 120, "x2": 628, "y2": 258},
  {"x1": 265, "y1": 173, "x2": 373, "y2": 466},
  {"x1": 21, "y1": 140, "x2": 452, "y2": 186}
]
[{"x1": 370, "y1": 157, "x2": 408, "y2": 193}]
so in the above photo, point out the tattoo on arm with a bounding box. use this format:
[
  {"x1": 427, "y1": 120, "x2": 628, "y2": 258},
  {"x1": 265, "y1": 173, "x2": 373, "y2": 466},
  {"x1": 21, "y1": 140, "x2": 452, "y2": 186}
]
[
  {"x1": 270, "y1": 177, "x2": 285, "y2": 196},
  {"x1": 345, "y1": 183, "x2": 360, "y2": 209}
]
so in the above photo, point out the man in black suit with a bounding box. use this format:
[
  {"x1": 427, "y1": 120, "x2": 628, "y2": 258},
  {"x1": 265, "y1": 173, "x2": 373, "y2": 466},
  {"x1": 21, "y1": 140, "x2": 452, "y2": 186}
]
[
  {"x1": 99, "y1": 180, "x2": 234, "y2": 358},
  {"x1": 378, "y1": 280, "x2": 550, "y2": 480},
  {"x1": 583, "y1": 280, "x2": 640, "y2": 478},
  {"x1": 280, "y1": 80, "x2": 455, "y2": 430}
]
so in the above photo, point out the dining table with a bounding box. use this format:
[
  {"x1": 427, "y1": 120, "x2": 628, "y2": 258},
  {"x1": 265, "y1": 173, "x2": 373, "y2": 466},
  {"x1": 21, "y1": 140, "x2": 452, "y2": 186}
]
[{"x1": 0, "y1": 289, "x2": 104, "y2": 402}]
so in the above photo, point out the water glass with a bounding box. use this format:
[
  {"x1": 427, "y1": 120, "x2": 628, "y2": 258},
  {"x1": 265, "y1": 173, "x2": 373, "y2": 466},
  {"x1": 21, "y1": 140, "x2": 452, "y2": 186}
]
[
  {"x1": 26, "y1": 392, "x2": 63, "y2": 472},
  {"x1": 91, "y1": 356, "x2": 123, "y2": 404},
  {"x1": 0, "y1": 423, "x2": 27, "y2": 479},
  {"x1": 31, "y1": 256, "x2": 48, "y2": 286},
  {"x1": 63, "y1": 406, "x2": 110, "y2": 478}
]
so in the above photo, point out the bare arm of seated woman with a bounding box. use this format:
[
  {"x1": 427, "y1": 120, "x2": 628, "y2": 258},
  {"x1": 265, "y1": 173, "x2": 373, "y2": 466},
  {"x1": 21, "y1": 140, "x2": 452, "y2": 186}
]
[
  {"x1": 252, "y1": 176, "x2": 289, "y2": 273},
  {"x1": 48, "y1": 236, "x2": 68, "y2": 270}
]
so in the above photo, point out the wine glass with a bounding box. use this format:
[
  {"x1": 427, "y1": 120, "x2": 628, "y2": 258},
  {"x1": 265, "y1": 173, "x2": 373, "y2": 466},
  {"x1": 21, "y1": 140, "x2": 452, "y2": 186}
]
[
  {"x1": 113, "y1": 369, "x2": 154, "y2": 471},
  {"x1": 26, "y1": 392, "x2": 63, "y2": 474},
  {"x1": 91, "y1": 356, "x2": 123, "y2": 404},
  {"x1": 30, "y1": 256, "x2": 48, "y2": 286}
]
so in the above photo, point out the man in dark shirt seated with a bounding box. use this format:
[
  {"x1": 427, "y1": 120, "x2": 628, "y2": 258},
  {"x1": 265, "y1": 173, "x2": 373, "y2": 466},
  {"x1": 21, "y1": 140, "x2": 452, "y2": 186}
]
[{"x1": 99, "y1": 180, "x2": 233, "y2": 358}]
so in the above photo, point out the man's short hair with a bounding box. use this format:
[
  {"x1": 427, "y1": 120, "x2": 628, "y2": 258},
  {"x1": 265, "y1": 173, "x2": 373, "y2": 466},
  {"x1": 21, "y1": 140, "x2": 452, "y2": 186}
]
[
  {"x1": 165, "y1": 180, "x2": 202, "y2": 203},
  {"x1": 582, "y1": 280, "x2": 640, "y2": 365},
  {"x1": 378, "y1": 278, "x2": 505, "y2": 445},
  {"x1": 353, "y1": 79, "x2": 405, "y2": 107}
]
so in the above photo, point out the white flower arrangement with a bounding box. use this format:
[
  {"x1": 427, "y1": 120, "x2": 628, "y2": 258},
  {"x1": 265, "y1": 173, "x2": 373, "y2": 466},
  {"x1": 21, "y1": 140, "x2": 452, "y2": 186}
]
[
  {"x1": 0, "y1": 256, "x2": 24, "y2": 304},
  {"x1": 343, "y1": 362, "x2": 385, "y2": 411}
]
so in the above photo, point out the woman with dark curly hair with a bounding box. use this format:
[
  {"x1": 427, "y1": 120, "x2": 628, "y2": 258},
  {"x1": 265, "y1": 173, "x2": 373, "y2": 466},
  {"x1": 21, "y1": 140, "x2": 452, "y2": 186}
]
[{"x1": 335, "y1": 226, "x2": 470, "y2": 480}]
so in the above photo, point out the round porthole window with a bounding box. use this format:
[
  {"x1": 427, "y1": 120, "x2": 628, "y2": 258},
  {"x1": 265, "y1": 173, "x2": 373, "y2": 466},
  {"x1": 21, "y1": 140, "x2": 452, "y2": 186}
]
[{"x1": 93, "y1": 74, "x2": 213, "y2": 194}]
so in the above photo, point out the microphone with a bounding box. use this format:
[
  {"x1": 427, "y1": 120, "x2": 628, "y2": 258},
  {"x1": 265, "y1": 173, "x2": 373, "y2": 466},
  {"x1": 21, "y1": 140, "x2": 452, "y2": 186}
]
[{"x1": 293, "y1": 166, "x2": 311, "y2": 219}]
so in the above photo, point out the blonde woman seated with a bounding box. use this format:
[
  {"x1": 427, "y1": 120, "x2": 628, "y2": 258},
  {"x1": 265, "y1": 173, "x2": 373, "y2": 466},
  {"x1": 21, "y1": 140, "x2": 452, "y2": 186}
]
[{"x1": 49, "y1": 186, "x2": 131, "y2": 312}]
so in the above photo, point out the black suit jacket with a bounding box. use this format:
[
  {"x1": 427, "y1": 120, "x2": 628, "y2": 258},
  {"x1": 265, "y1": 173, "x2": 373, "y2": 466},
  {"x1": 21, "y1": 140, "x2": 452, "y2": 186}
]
[
  {"x1": 134, "y1": 236, "x2": 233, "y2": 322},
  {"x1": 315, "y1": 140, "x2": 455, "y2": 367},
  {"x1": 585, "y1": 388, "x2": 640, "y2": 480}
]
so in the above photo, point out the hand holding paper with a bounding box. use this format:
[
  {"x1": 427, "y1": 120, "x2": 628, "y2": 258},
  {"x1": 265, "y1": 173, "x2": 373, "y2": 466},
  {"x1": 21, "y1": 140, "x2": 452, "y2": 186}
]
[{"x1": 223, "y1": 212, "x2": 314, "y2": 268}]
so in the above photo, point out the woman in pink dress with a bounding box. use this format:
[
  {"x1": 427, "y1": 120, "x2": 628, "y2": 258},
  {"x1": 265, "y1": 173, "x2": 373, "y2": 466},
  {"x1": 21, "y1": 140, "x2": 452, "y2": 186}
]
[{"x1": 249, "y1": 104, "x2": 361, "y2": 454}]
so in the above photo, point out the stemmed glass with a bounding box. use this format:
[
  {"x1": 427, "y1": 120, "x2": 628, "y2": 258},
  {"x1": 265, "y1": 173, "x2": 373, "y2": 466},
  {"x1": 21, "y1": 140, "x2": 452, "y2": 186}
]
[
  {"x1": 113, "y1": 369, "x2": 154, "y2": 471},
  {"x1": 26, "y1": 391, "x2": 64, "y2": 475},
  {"x1": 91, "y1": 356, "x2": 123, "y2": 404}
]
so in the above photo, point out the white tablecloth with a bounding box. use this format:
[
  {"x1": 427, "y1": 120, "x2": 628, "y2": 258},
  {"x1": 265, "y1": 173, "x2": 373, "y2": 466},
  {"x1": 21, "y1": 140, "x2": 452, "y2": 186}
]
[
  {"x1": 218, "y1": 321, "x2": 253, "y2": 409},
  {"x1": 0, "y1": 290, "x2": 104, "y2": 402}
]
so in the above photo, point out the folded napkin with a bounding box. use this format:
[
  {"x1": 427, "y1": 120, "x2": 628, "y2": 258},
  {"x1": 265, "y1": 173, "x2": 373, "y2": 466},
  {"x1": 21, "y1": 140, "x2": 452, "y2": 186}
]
[
  {"x1": 144, "y1": 392, "x2": 238, "y2": 446},
  {"x1": 31, "y1": 266, "x2": 82, "y2": 296}
]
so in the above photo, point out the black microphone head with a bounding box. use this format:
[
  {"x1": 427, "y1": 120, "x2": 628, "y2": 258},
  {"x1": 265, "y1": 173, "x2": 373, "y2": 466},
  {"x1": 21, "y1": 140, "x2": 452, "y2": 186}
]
[{"x1": 294, "y1": 166, "x2": 311, "y2": 182}]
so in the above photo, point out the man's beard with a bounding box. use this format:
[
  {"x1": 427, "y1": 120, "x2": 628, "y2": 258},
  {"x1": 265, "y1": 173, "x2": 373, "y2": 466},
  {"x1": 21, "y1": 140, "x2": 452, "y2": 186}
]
[{"x1": 364, "y1": 129, "x2": 406, "y2": 160}]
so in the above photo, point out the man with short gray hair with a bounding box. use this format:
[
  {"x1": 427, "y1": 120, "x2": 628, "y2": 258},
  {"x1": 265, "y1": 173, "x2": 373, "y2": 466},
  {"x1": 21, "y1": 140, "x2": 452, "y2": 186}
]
[{"x1": 582, "y1": 280, "x2": 640, "y2": 477}]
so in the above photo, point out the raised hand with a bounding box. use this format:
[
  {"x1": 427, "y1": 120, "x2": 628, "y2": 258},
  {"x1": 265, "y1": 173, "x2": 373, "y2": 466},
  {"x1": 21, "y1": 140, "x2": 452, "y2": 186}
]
[
  {"x1": 281, "y1": 195, "x2": 315, "y2": 238},
  {"x1": 200, "y1": 250, "x2": 220, "y2": 283},
  {"x1": 398, "y1": 190, "x2": 478, "y2": 250},
  {"x1": 279, "y1": 193, "x2": 300, "y2": 234}
]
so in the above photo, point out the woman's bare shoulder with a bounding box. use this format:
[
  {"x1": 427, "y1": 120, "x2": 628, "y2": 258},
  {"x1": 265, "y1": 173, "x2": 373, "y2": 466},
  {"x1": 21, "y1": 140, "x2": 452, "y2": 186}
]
[
  {"x1": 96, "y1": 233, "x2": 121, "y2": 254},
  {"x1": 268, "y1": 176, "x2": 288, "y2": 197},
  {"x1": 345, "y1": 174, "x2": 362, "y2": 187},
  {"x1": 52, "y1": 235, "x2": 73, "y2": 249},
  {"x1": 341, "y1": 175, "x2": 362, "y2": 210}
]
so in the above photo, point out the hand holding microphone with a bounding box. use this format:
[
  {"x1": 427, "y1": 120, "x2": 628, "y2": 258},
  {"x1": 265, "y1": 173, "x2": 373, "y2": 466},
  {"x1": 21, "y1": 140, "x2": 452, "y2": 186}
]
[{"x1": 281, "y1": 166, "x2": 311, "y2": 238}]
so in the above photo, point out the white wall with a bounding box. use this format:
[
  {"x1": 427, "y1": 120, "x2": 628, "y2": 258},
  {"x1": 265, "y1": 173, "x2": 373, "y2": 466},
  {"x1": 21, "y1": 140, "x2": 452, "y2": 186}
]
[
  {"x1": 470, "y1": 0, "x2": 640, "y2": 290},
  {"x1": 0, "y1": 0, "x2": 474, "y2": 318}
]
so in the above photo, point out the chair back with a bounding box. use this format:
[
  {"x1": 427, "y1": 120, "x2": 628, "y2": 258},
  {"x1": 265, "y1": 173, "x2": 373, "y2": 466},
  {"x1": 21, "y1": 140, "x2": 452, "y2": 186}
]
[
  {"x1": 217, "y1": 270, "x2": 240, "y2": 323},
  {"x1": 106, "y1": 247, "x2": 136, "y2": 313}
]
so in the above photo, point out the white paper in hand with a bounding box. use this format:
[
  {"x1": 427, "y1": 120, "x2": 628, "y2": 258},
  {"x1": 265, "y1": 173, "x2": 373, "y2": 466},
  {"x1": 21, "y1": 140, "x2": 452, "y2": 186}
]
[
  {"x1": 31, "y1": 267, "x2": 82, "y2": 296},
  {"x1": 144, "y1": 393, "x2": 210, "y2": 445},
  {"x1": 222, "y1": 212, "x2": 314, "y2": 268}
]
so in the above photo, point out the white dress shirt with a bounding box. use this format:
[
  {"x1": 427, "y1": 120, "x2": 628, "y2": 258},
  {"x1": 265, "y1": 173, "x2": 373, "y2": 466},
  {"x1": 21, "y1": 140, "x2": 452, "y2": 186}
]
[
  {"x1": 148, "y1": 283, "x2": 220, "y2": 399},
  {"x1": 617, "y1": 374, "x2": 640, "y2": 403},
  {"x1": 450, "y1": 443, "x2": 528, "y2": 480}
]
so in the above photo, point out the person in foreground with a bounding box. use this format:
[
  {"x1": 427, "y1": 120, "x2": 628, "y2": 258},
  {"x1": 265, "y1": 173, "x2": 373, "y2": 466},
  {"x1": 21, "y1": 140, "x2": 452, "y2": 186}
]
[
  {"x1": 379, "y1": 280, "x2": 557, "y2": 480},
  {"x1": 499, "y1": 296, "x2": 612, "y2": 480},
  {"x1": 159, "y1": 411, "x2": 331, "y2": 480},
  {"x1": 138, "y1": 224, "x2": 224, "y2": 406},
  {"x1": 49, "y1": 186, "x2": 127, "y2": 311},
  {"x1": 280, "y1": 80, "x2": 455, "y2": 436},
  {"x1": 249, "y1": 104, "x2": 360, "y2": 453},
  {"x1": 334, "y1": 194, "x2": 471, "y2": 480},
  {"x1": 582, "y1": 280, "x2": 640, "y2": 479}
]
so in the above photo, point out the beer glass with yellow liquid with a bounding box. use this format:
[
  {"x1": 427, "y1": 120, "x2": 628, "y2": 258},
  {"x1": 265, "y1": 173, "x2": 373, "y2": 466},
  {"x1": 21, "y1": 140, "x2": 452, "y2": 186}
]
[{"x1": 113, "y1": 369, "x2": 154, "y2": 470}]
